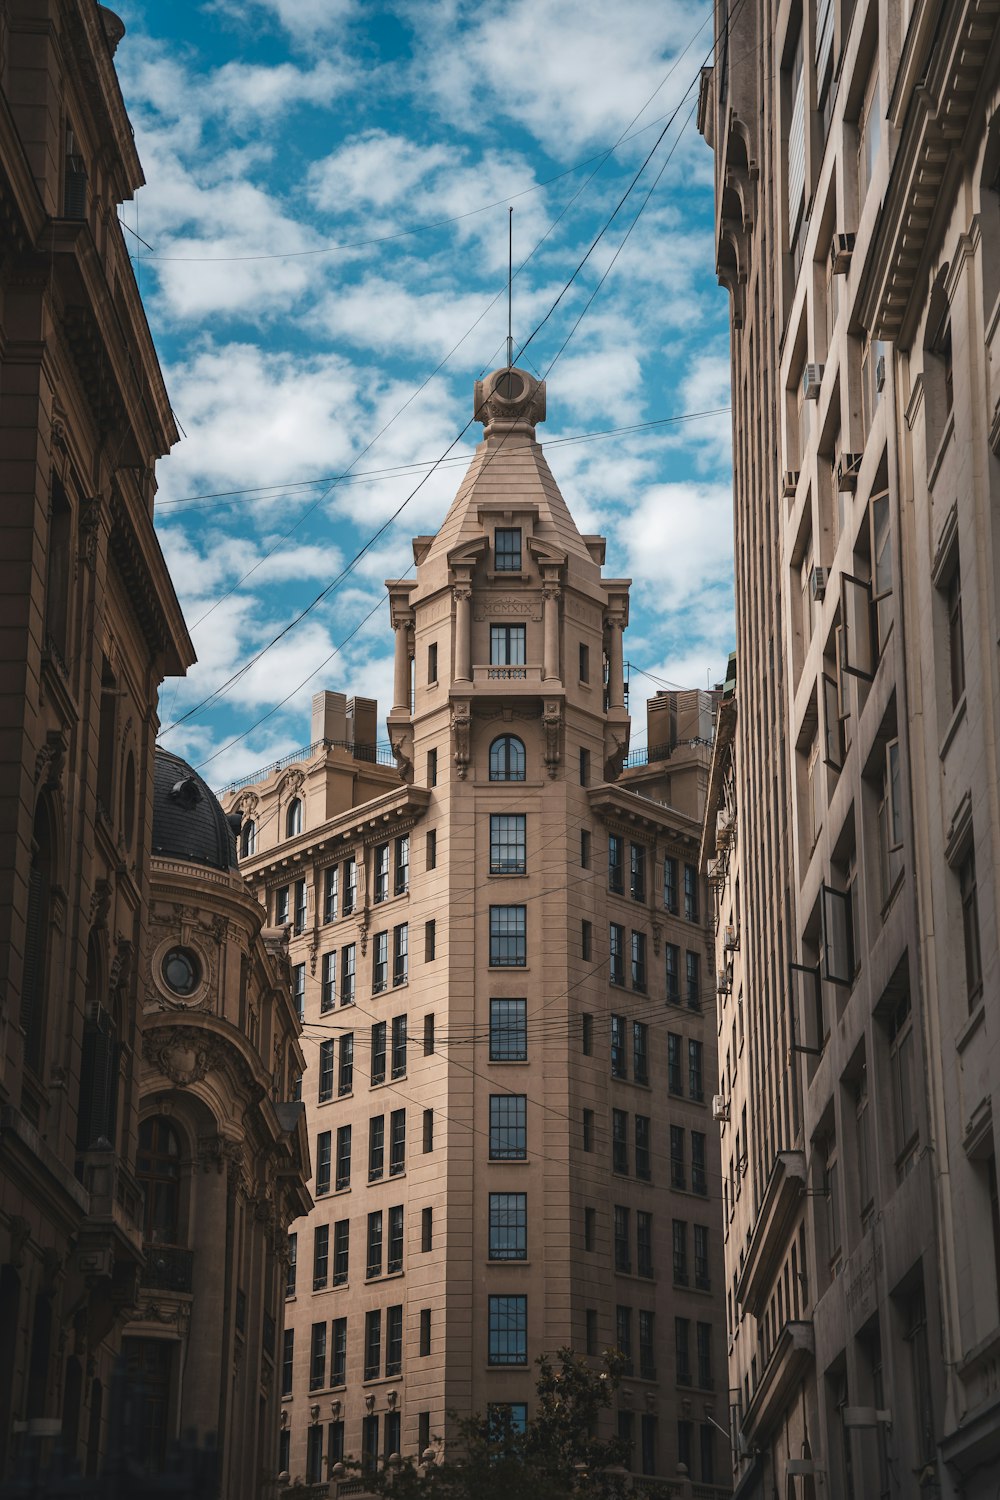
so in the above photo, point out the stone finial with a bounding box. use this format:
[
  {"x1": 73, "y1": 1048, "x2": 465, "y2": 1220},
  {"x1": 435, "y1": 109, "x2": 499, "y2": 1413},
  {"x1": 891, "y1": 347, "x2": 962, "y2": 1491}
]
[{"x1": 473, "y1": 365, "x2": 546, "y2": 435}]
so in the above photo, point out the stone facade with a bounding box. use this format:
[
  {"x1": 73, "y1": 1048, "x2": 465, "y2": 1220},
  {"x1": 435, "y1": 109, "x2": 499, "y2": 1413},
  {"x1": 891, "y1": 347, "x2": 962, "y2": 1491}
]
[
  {"x1": 225, "y1": 368, "x2": 730, "y2": 1493},
  {"x1": 0, "y1": 1, "x2": 194, "y2": 1481},
  {"x1": 699, "y1": 0, "x2": 1000, "y2": 1494}
]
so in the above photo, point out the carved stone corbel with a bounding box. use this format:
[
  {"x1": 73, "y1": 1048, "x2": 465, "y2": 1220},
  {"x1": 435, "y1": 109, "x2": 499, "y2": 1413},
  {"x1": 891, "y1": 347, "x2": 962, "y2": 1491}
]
[
  {"x1": 452, "y1": 700, "x2": 472, "y2": 779},
  {"x1": 542, "y1": 700, "x2": 562, "y2": 778}
]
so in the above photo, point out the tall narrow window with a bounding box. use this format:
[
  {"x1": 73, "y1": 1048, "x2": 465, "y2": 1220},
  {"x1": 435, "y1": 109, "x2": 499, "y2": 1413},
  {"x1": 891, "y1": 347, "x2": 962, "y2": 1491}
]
[
  {"x1": 688, "y1": 1039, "x2": 704, "y2": 1101},
  {"x1": 425, "y1": 918, "x2": 436, "y2": 961},
  {"x1": 335, "y1": 1125, "x2": 351, "y2": 1191},
  {"x1": 364, "y1": 1311, "x2": 381, "y2": 1381},
  {"x1": 333, "y1": 1219, "x2": 349, "y2": 1286},
  {"x1": 490, "y1": 814, "x2": 526, "y2": 874},
  {"x1": 293, "y1": 879, "x2": 307, "y2": 933},
  {"x1": 389, "y1": 1109, "x2": 406, "y2": 1174},
  {"x1": 490, "y1": 1095, "x2": 527, "y2": 1159},
  {"x1": 426, "y1": 829, "x2": 437, "y2": 870},
  {"x1": 318, "y1": 1040, "x2": 334, "y2": 1103},
  {"x1": 631, "y1": 931, "x2": 647, "y2": 992},
  {"x1": 685, "y1": 951, "x2": 700, "y2": 1009},
  {"x1": 427, "y1": 747, "x2": 438, "y2": 786},
  {"x1": 490, "y1": 906, "x2": 526, "y2": 966},
  {"x1": 394, "y1": 834, "x2": 409, "y2": 895},
  {"x1": 635, "y1": 1115, "x2": 651, "y2": 1181},
  {"x1": 343, "y1": 856, "x2": 357, "y2": 915},
  {"x1": 286, "y1": 1233, "x2": 297, "y2": 1297},
  {"x1": 614, "y1": 1205, "x2": 630, "y2": 1272},
  {"x1": 324, "y1": 865, "x2": 338, "y2": 922},
  {"x1": 947, "y1": 559, "x2": 965, "y2": 709},
  {"x1": 282, "y1": 1330, "x2": 294, "y2": 1396},
  {"x1": 612, "y1": 1109, "x2": 629, "y2": 1174},
  {"x1": 321, "y1": 951, "x2": 337, "y2": 1012},
  {"x1": 489, "y1": 736, "x2": 525, "y2": 782},
  {"x1": 579, "y1": 643, "x2": 590, "y2": 682},
  {"x1": 391, "y1": 1015, "x2": 407, "y2": 1078},
  {"x1": 611, "y1": 1014, "x2": 627, "y2": 1078},
  {"x1": 675, "y1": 1317, "x2": 690, "y2": 1385},
  {"x1": 373, "y1": 843, "x2": 390, "y2": 904},
  {"x1": 372, "y1": 931, "x2": 388, "y2": 994},
  {"x1": 286, "y1": 799, "x2": 303, "y2": 838},
  {"x1": 338, "y1": 1034, "x2": 354, "y2": 1096},
  {"x1": 668, "y1": 1033, "x2": 682, "y2": 1094},
  {"x1": 368, "y1": 1116, "x2": 385, "y2": 1182},
  {"x1": 666, "y1": 944, "x2": 680, "y2": 1003},
  {"x1": 670, "y1": 1127, "x2": 685, "y2": 1189},
  {"x1": 331, "y1": 1317, "x2": 347, "y2": 1384},
  {"x1": 427, "y1": 641, "x2": 438, "y2": 684},
  {"x1": 673, "y1": 1220, "x2": 688, "y2": 1284},
  {"x1": 489, "y1": 1193, "x2": 528, "y2": 1260},
  {"x1": 240, "y1": 820, "x2": 256, "y2": 858},
  {"x1": 385, "y1": 1304, "x2": 403, "y2": 1376},
  {"x1": 393, "y1": 923, "x2": 408, "y2": 986},
  {"x1": 629, "y1": 843, "x2": 646, "y2": 902},
  {"x1": 488, "y1": 1296, "x2": 527, "y2": 1365},
  {"x1": 367, "y1": 1211, "x2": 383, "y2": 1278},
  {"x1": 609, "y1": 835, "x2": 624, "y2": 893},
  {"x1": 423, "y1": 1109, "x2": 434, "y2": 1153},
  {"x1": 639, "y1": 1312, "x2": 656, "y2": 1380},
  {"x1": 490, "y1": 999, "x2": 527, "y2": 1061},
  {"x1": 663, "y1": 856, "x2": 678, "y2": 913},
  {"x1": 610, "y1": 923, "x2": 625, "y2": 985},
  {"x1": 315, "y1": 1132, "x2": 332, "y2": 1195},
  {"x1": 683, "y1": 863, "x2": 699, "y2": 922},
  {"x1": 858, "y1": 60, "x2": 882, "y2": 211},
  {"x1": 787, "y1": 23, "x2": 805, "y2": 257},
  {"x1": 292, "y1": 963, "x2": 305, "y2": 1022},
  {"x1": 637, "y1": 1211, "x2": 653, "y2": 1277},
  {"x1": 313, "y1": 1225, "x2": 329, "y2": 1289},
  {"x1": 691, "y1": 1132, "x2": 707, "y2": 1195},
  {"x1": 341, "y1": 944, "x2": 356, "y2": 1005},
  {"x1": 371, "y1": 1022, "x2": 387, "y2": 1086},
  {"x1": 960, "y1": 845, "x2": 983, "y2": 1008},
  {"x1": 309, "y1": 1322, "x2": 327, "y2": 1391}
]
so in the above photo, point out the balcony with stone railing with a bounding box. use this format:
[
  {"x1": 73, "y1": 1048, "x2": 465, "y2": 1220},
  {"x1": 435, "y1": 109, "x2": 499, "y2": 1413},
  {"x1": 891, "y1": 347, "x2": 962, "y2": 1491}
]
[{"x1": 140, "y1": 1243, "x2": 195, "y2": 1294}]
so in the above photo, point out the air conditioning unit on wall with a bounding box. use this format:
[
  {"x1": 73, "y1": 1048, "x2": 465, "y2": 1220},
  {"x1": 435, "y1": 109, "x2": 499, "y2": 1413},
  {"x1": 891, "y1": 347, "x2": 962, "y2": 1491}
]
[
  {"x1": 810, "y1": 566, "x2": 827, "y2": 602},
  {"x1": 830, "y1": 232, "x2": 855, "y2": 273},
  {"x1": 712, "y1": 1094, "x2": 730, "y2": 1122},
  {"x1": 802, "y1": 363, "x2": 825, "y2": 400}
]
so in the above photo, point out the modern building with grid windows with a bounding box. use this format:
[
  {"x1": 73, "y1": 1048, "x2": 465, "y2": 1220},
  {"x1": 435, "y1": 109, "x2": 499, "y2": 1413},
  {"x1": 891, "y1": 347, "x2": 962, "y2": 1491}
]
[
  {"x1": 699, "y1": 0, "x2": 1000, "y2": 1494},
  {"x1": 225, "y1": 366, "x2": 731, "y2": 1492}
]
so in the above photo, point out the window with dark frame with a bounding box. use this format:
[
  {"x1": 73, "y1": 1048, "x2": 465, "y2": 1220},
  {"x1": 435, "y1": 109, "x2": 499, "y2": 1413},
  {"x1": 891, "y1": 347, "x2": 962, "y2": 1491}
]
[
  {"x1": 292, "y1": 962, "x2": 305, "y2": 1021},
  {"x1": 583, "y1": 1108, "x2": 594, "y2": 1152},
  {"x1": 419, "y1": 1307, "x2": 431, "y2": 1356},
  {"x1": 611, "y1": 1014, "x2": 627, "y2": 1078},
  {"x1": 686, "y1": 951, "x2": 700, "y2": 1009},
  {"x1": 670, "y1": 1126, "x2": 685, "y2": 1189},
  {"x1": 389, "y1": 1109, "x2": 406, "y2": 1175},
  {"x1": 286, "y1": 1233, "x2": 297, "y2": 1297},
  {"x1": 609, "y1": 834, "x2": 624, "y2": 893},
  {"x1": 421, "y1": 1206, "x2": 432, "y2": 1252},
  {"x1": 428, "y1": 642, "x2": 438, "y2": 684},
  {"x1": 582, "y1": 919, "x2": 593, "y2": 961},
  {"x1": 368, "y1": 1115, "x2": 385, "y2": 1182},
  {"x1": 335, "y1": 1125, "x2": 351, "y2": 1191},
  {"x1": 366, "y1": 1210, "x2": 383, "y2": 1278},
  {"x1": 391, "y1": 1014, "x2": 407, "y2": 1078},
  {"x1": 318, "y1": 1039, "x2": 334, "y2": 1103},
  {"x1": 426, "y1": 828, "x2": 437, "y2": 870},
  {"x1": 614, "y1": 1205, "x2": 630, "y2": 1271},
  {"x1": 490, "y1": 905, "x2": 527, "y2": 966},
  {"x1": 488, "y1": 1295, "x2": 527, "y2": 1365},
  {"x1": 664, "y1": 856, "x2": 678, "y2": 913},
  {"x1": 692, "y1": 1131, "x2": 707, "y2": 1195},
  {"x1": 316, "y1": 1131, "x2": 332, "y2": 1195},
  {"x1": 579, "y1": 747, "x2": 590, "y2": 785},
  {"x1": 490, "y1": 813, "x2": 526, "y2": 874},
  {"x1": 683, "y1": 863, "x2": 699, "y2": 922},
  {"x1": 494, "y1": 527, "x2": 522, "y2": 571},
  {"x1": 666, "y1": 944, "x2": 680, "y2": 1003},
  {"x1": 372, "y1": 930, "x2": 388, "y2": 994},
  {"x1": 490, "y1": 1094, "x2": 527, "y2": 1159},
  {"x1": 282, "y1": 1329, "x2": 294, "y2": 1395},
  {"x1": 610, "y1": 923, "x2": 625, "y2": 985},
  {"x1": 343, "y1": 856, "x2": 357, "y2": 915},
  {"x1": 425, "y1": 918, "x2": 436, "y2": 961},
  {"x1": 341, "y1": 943, "x2": 356, "y2": 1006},
  {"x1": 324, "y1": 865, "x2": 338, "y2": 923},
  {"x1": 616, "y1": 1305, "x2": 633, "y2": 1373},
  {"x1": 385, "y1": 1304, "x2": 403, "y2": 1377},
  {"x1": 490, "y1": 998, "x2": 527, "y2": 1061},
  {"x1": 321, "y1": 950, "x2": 337, "y2": 1012},
  {"x1": 581, "y1": 829, "x2": 591, "y2": 868},
  {"x1": 293, "y1": 879, "x2": 307, "y2": 934},
  {"x1": 694, "y1": 1224, "x2": 710, "y2": 1289},
  {"x1": 333, "y1": 1219, "x2": 349, "y2": 1285},
  {"x1": 629, "y1": 843, "x2": 646, "y2": 902},
  {"x1": 639, "y1": 1311, "x2": 656, "y2": 1381},
  {"x1": 371, "y1": 1022, "x2": 387, "y2": 1086},
  {"x1": 491, "y1": 624, "x2": 526, "y2": 666},
  {"x1": 364, "y1": 1310, "x2": 381, "y2": 1381},
  {"x1": 309, "y1": 1321, "x2": 327, "y2": 1391},
  {"x1": 673, "y1": 1220, "x2": 688, "y2": 1284},
  {"x1": 668, "y1": 1033, "x2": 682, "y2": 1094},
  {"x1": 612, "y1": 1108, "x2": 629, "y2": 1174},
  {"x1": 635, "y1": 1115, "x2": 651, "y2": 1181},
  {"x1": 394, "y1": 834, "x2": 409, "y2": 895},
  {"x1": 489, "y1": 735, "x2": 526, "y2": 781},
  {"x1": 331, "y1": 1317, "x2": 347, "y2": 1386},
  {"x1": 424, "y1": 1014, "x2": 435, "y2": 1055},
  {"x1": 947, "y1": 557, "x2": 965, "y2": 709},
  {"x1": 584, "y1": 1205, "x2": 596, "y2": 1250},
  {"x1": 637, "y1": 1211, "x2": 653, "y2": 1277},
  {"x1": 427, "y1": 748, "x2": 438, "y2": 786},
  {"x1": 489, "y1": 1192, "x2": 528, "y2": 1260},
  {"x1": 579, "y1": 642, "x2": 590, "y2": 682},
  {"x1": 633, "y1": 1021, "x2": 648, "y2": 1083},
  {"x1": 338, "y1": 1033, "x2": 354, "y2": 1096},
  {"x1": 631, "y1": 931, "x2": 647, "y2": 992},
  {"x1": 393, "y1": 921, "x2": 408, "y2": 986},
  {"x1": 960, "y1": 845, "x2": 983, "y2": 1008}
]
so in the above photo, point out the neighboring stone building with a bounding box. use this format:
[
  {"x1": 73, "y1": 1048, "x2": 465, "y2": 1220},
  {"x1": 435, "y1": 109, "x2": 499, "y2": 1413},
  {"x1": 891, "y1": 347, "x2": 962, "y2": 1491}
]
[
  {"x1": 224, "y1": 366, "x2": 730, "y2": 1492},
  {"x1": 126, "y1": 748, "x2": 311, "y2": 1497},
  {"x1": 699, "y1": 0, "x2": 999, "y2": 1494},
  {"x1": 0, "y1": 0, "x2": 195, "y2": 1481}
]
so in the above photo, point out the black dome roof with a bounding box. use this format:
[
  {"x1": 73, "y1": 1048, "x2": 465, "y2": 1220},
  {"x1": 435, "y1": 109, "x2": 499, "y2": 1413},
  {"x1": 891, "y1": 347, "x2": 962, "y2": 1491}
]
[{"x1": 152, "y1": 748, "x2": 240, "y2": 873}]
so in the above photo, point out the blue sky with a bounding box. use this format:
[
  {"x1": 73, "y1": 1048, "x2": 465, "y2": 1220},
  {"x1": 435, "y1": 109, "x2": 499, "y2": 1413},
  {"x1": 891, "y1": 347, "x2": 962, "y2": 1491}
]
[{"x1": 114, "y1": 0, "x2": 735, "y2": 788}]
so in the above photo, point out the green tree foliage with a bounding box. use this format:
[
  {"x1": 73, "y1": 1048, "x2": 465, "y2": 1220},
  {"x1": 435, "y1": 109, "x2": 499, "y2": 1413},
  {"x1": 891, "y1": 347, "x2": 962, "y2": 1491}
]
[{"x1": 352, "y1": 1349, "x2": 632, "y2": 1500}]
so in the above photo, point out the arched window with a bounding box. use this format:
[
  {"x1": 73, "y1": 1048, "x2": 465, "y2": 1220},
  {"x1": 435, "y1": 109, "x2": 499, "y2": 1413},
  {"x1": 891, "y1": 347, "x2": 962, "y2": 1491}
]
[
  {"x1": 489, "y1": 736, "x2": 526, "y2": 782},
  {"x1": 285, "y1": 798, "x2": 303, "y2": 838},
  {"x1": 137, "y1": 1117, "x2": 182, "y2": 1245},
  {"x1": 240, "y1": 818, "x2": 257, "y2": 858},
  {"x1": 76, "y1": 932, "x2": 119, "y2": 1153}
]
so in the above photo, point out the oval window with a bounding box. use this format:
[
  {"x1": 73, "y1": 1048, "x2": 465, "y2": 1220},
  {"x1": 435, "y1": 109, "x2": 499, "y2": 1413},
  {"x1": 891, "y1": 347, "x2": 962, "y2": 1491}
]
[{"x1": 162, "y1": 946, "x2": 201, "y2": 997}]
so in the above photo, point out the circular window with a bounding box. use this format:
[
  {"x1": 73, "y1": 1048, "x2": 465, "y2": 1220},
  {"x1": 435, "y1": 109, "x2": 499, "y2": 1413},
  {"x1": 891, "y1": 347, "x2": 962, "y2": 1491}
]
[
  {"x1": 162, "y1": 946, "x2": 201, "y2": 997},
  {"x1": 494, "y1": 371, "x2": 525, "y2": 401}
]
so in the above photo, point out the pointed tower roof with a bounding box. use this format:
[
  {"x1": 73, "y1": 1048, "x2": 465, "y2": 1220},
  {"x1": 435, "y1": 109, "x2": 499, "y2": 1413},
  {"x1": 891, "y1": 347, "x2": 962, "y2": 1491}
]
[{"x1": 424, "y1": 365, "x2": 593, "y2": 565}]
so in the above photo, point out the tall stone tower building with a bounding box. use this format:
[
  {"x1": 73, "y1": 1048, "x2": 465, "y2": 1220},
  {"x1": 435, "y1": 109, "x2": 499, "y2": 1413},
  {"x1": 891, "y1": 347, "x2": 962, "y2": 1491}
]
[
  {"x1": 699, "y1": 0, "x2": 1000, "y2": 1495},
  {"x1": 228, "y1": 367, "x2": 729, "y2": 1491}
]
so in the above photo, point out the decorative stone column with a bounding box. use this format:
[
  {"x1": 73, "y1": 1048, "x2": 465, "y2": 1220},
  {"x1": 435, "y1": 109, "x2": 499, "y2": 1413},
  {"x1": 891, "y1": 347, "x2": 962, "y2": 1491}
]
[
  {"x1": 454, "y1": 585, "x2": 472, "y2": 684},
  {"x1": 543, "y1": 583, "x2": 561, "y2": 684},
  {"x1": 392, "y1": 623, "x2": 410, "y2": 714},
  {"x1": 606, "y1": 614, "x2": 625, "y2": 709}
]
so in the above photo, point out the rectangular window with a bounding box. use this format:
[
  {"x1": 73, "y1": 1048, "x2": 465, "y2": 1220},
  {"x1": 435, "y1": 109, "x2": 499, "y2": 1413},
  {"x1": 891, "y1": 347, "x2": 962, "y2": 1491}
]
[
  {"x1": 490, "y1": 813, "x2": 526, "y2": 874},
  {"x1": 878, "y1": 739, "x2": 904, "y2": 908},
  {"x1": 666, "y1": 944, "x2": 680, "y2": 1004},
  {"x1": 694, "y1": 1224, "x2": 710, "y2": 1290},
  {"x1": 294, "y1": 879, "x2": 307, "y2": 934},
  {"x1": 614, "y1": 1205, "x2": 630, "y2": 1271},
  {"x1": 612, "y1": 1108, "x2": 629, "y2": 1175},
  {"x1": 490, "y1": 1095, "x2": 527, "y2": 1159},
  {"x1": 631, "y1": 931, "x2": 647, "y2": 992},
  {"x1": 367, "y1": 1210, "x2": 383, "y2": 1278},
  {"x1": 583, "y1": 1108, "x2": 595, "y2": 1152},
  {"x1": 858, "y1": 61, "x2": 882, "y2": 210},
  {"x1": 333, "y1": 1219, "x2": 349, "y2": 1286},
  {"x1": 683, "y1": 863, "x2": 699, "y2": 922},
  {"x1": 427, "y1": 747, "x2": 438, "y2": 786},
  {"x1": 635, "y1": 1115, "x2": 651, "y2": 1181},
  {"x1": 331, "y1": 1317, "x2": 347, "y2": 1387},
  {"x1": 582, "y1": 919, "x2": 593, "y2": 961},
  {"x1": 418, "y1": 1413, "x2": 430, "y2": 1453},
  {"x1": 362, "y1": 1415, "x2": 379, "y2": 1474},
  {"x1": 664, "y1": 856, "x2": 678, "y2": 913},
  {"x1": 373, "y1": 842, "x2": 390, "y2": 904},
  {"x1": 639, "y1": 1310, "x2": 656, "y2": 1380},
  {"x1": 948, "y1": 560, "x2": 965, "y2": 709},
  {"x1": 586, "y1": 1308, "x2": 599, "y2": 1355},
  {"x1": 611, "y1": 1014, "x2": 627, "y2": 1078},
  {"x1": 338, "y1": 1033, "x2": 354, "y2": 1096},
  {"x1": 423, "y1": 1108, "x2": 434, "y2": 1152},
  {"x1": 490, "y1": 905, "x2": 526, "y2": 967},
  {"x1": 688, "y1": 1039, "x2": 704, "y2": 1101},
  {"x1": 871, "y1": 491, "x2": 893, "y2": 652},
  {"x1": 579, "y1": 747, "x2": 590, "y2": 786},
  {"x1": 637, "y1": 1211, "x2": 653, "y2": 1277},
  {"x1": 341, "y1": 944, "x2": 356, "y2": 1006},
  {"x1": 421, "y1": 1206, "x2": 433, "y2": 1252},
  {"x1": 371, "y1": 1022, "x2": 387, "y2": 1086},
  {"x1": 494, "y1": 527, "x2": 522, "y2": 571},
  {"x1": 364, "y1": 1310, "x2": 381, "y2": 1381},
  {"x1": 888, "y1": 994, "x2": 918, "y2": 1175},
  {"x1": 488, "y1": 1295, "x2": 527, "y2": 1365},
  {"x1": 640, "y1": 1413, "x2": 656, "y2": 1475},
  {"x1": 321, "y1": 950, "x2": 337, "y2": 1012},
  {"x1": 787, "y1": 22, "x2": 805, "y2": 250},
  {"x1": 324, "y1": 865, "x2": 338, "y2": 923},
  {"x1": 489, "y1": 1192, "x2": 528, "y2": 1260},
  {"x1": 610, "y1": 923, "x2": 625, "y2": 985},
  {"x1": 316, "y1": 1131, "x2": 332, "y2": 1195},
  {"x1": 673, "y1": 1220, "x2": 688, "y2": 1284},
  {"x1": 384, "y1": 1412, "x2": 400, "y2": 1460},
  {"x1": 582, "y1": 1013, "x2": 593, "y2": 1055},
  {"x1": 394, "y1": 834, "x2": 409, "y2": 895},
  {"x1": 619, "y1": 1410, "x2": 635, "y2": 1468},
  {"x1": 696, "y1": 1322, "x2": 713, "y2": 1388},
  {"x1": 670, "y1": 1126, "x2": 685, "y2": 1189},
  {"x1": 668, "y1": 1033, "x2": 682, "y2": 1094},
  {"x1": 286, "y1": 1232, "x2": 297, "y2": 1297},
  {"x1": 310, "y1": 1321, "x2": 327, "y2": 1391},
  {"x1": 579, "y1": 642, "x2": 590, "y2": 682},
  {"x1": 426, "y1": 828, "x2": 437, "y2": 870},
  {"x1": 580, "y1": 829, "x2": 591, "y2": 868},
  {"x1": 685, "y1": 951, "x2": 700, "y2": 1009},
  {"x1": 368, "y1": 1115, "x2": 385, "y2": 1182},
  {"x1": 616, "y1": 1305, "x2": 633, "y2": 1373},
  {"x1": 419, "y1": 1308, "x2": 431, "y2": 1357},
  {"x1": 343, "y1": 857, "x2": 357, "y2": 916},
  {"x1": 490, "y1": 998, "x2": 527, "y2": 1061},
  {"x1": 318, "y1": 1039, "x2": 334, "y2": 1103},
  {"x1": 584, "y1": 1206, "x2": 596, "y2": 1250},
  {"x1": 292, "y1": 963, "x2": 305, "y2": 1022},
  {"x1": 385, "y1": 1304, "x2": 403, "y2": 1377},
  {"x1": 335, "y1": 1124, "x2": 352, "y2": 1191},
  {"x1": 675, "y1": 1317, "x2": 690, "y2": 1385},
  {"x1": 372, "y1": 930, "x2": 389, "y2": 994},
  {"x1": 632, "y1": 1021, "x2": 648, "y2": 1084},
  {"x1": 393, "y1": 924, "x2": 409, "y2": 989},
  {"x1": 609, "y1": 834, "x2": 624, "y2": 893},
  {"x1": 960, "y1": 846, "x2": 983, "y2": 1008},
  {"x1": 423, "y1": 1013, "x2": 435, "y2": 1055},
  {"x1": 428, "y1": 642, "x2": 438, "y2": 684},
  {"x1": 491, "y1": 624, "x2": 526, "y2": 665},
  {"x1": 391, "y1": 1014, "x2": 407, "y2": 1078},
  {"x1": 425, "y1": 918, "x2": 436, "y2": 961},
  {"x1": 282, "y1": 1329, "x2": 294, "y2": 1396},
  {"x1": 275, "y1": 886, "x2": 289, "y2": 925},
  {"x1": 389, "y1": 1109, "x2": 406, "y2": 1175},
  {"x1": 629, "y1": 843, "x2": 646, "y2": 902},
  {"x1": 692, "y1": 1132, "x2": 707, "y2": 1195}
]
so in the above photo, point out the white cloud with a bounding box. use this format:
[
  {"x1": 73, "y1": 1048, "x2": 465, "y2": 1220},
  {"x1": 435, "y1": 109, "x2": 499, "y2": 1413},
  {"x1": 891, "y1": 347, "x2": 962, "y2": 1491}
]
[
  {"x1": 615, "y1": 479, "x2": 733, "y2": 606},
  {"x1": 207, "y1": 0, "x2": 355, "y2": 45}
]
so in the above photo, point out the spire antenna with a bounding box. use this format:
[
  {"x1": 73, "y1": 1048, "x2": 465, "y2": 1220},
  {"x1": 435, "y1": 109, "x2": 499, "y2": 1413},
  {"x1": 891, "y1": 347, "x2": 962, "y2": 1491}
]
[{"x1": 506, "y1": 206, "x2": 514, "y2": 369}]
